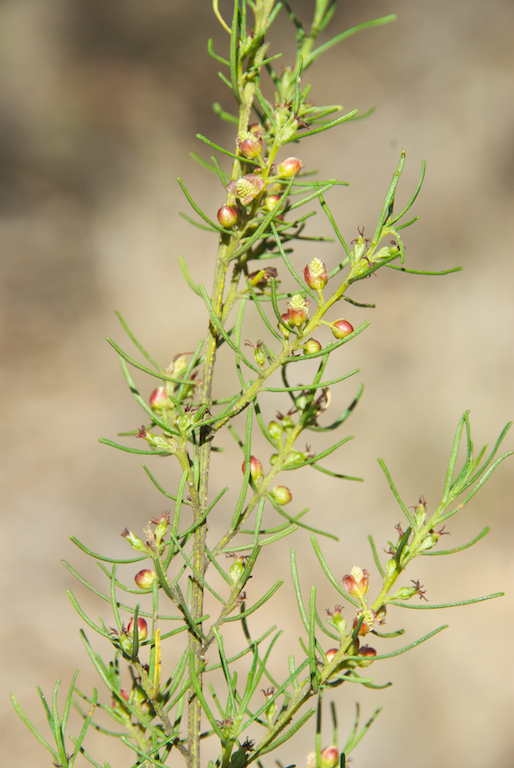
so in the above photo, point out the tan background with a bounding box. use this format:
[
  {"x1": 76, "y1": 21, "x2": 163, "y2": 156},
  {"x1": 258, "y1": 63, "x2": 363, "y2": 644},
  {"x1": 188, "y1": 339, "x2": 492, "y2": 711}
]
[{"x1": 2, "y1": 0, "x2": 513, "y2": 766}]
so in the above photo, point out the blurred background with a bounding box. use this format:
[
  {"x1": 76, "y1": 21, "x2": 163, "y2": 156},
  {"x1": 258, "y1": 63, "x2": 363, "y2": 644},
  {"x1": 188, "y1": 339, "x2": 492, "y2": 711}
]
[{"x1": 1, "y1": 0, "x2": 513, "y2": 766}]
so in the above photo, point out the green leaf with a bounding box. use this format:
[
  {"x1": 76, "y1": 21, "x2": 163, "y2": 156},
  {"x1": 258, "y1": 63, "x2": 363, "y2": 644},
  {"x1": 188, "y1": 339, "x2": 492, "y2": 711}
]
[
  {"x1": 285, "y1": 110, "x2": 358, "y2": 142},
  {"x1": 304, "y1": 14, "x2": 396, "y2": 69},
  {"x1": 389, "y1": 592, "x2": 504, "y2": 610},
  {"x1": 213, "y1": 101, "x2": 239, "y2": 124},
  {"x1": 377, "y1": 458, "x2": 413, "y2": 524},
  {"x1": 177, "y1": 177, "x2": 227, "y2": 232}
]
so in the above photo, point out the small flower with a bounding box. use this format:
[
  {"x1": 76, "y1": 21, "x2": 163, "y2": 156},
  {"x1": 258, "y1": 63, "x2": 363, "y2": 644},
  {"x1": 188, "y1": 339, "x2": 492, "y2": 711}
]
[
  {"x1": 127, "y1": 617, "x2": 148, "y2": 641},
  {"x1": 287, "y1": 294, "x2": 309, "y2": 326},
  {"x1": 304, "y1": 258, "x2": 328, "y2": 292},
  {"x1": 270, "y1": 486, "x2": 292, "y2": 505},
  {"x1": 227, "y1": 173, "x2": 265, "y2": 206},
  {"x1": 303, "y1": 338, "x2": 322, "y2": 355},
  {"x1": 277, "y1": 156, "x2": 303, "y2": 177},
  {"x1": 134, "y1": 569, "x2": 157, "y2": 589},
  {"x1": 331, "y1": 319, "x2": 354, "y2": 339},
  {"x1": 352, "y1": 608, "x2": 376, "y2": 636},
  {"x1": 217, "y1": 204, "x2": 242, "y2": 228},
  {"x1": 342, "y1": 566, "x2": 370, "y2": 599},
  {"x1": 242, "y1": 455, "x2": 263, "y2": 481}
]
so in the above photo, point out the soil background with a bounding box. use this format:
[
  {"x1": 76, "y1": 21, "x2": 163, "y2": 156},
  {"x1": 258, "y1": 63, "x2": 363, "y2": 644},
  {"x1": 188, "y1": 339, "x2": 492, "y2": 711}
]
[{"x1": 2, "y1": 1, "x2": 513, "y2": 766}]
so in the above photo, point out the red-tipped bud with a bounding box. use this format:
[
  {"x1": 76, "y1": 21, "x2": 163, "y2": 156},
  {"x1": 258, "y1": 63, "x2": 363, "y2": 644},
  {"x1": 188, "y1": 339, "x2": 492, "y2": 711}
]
[
  {"x1": 270, "y1": 486, "x2": 292, "y2": 505},
  {"x1": 237, "y1": 130, "x2": 263, "y2": 159},
  {"x1": 127, "y1": 617, "x2": 148, "y2": 641},
  {"x1": 134, "y1": 569, "x2": 157, "y2": 589},
  {"x1": 119, "y1": 688, "x2": 130, "y2": 702},
  {"x1": 325, "y1": 648, "x2": 338, "y2": 663},
  {"x1": 320, "y1": 746, "x2": 339, "y2": 768},
  {"x1": 304, "y1": 258, "x2": 328, "y2": 292},
  {"x1": 121, "y1": 528, "x2": 150, "y2": 554},
  {"x1": 277, "y1": 157, "x2": 303, "y2": 177},
  {"x1": 356, "y1": 645, "x2": 377, "y2": 667},
  {"x1": 263, "y1": 194, "x2": 282, "y2": 212},
  {"x1": 303, "y1": 338, "x2": 322, "y2": 355},
  {"x1": 286, "y1": 294, "x2": 309, "y2": 326},
  {"x1": 217, "y1": 204, "x2": 242, "y2": 228},
  {"x1": 279, "y1": 312, "x2": 291, "y2": 335},
  {"x1": 342, "y1": 566, "x2": 370, "y2": 599},
  {"x1": 307, "y1": 746, "x2": 339, "y2": 768},
  {"x1": 242, "y1": 456, "x2": 263, "y2": 481},
  {"x1": 149, "y1": 386, "x2": 168, "y2": 410},
  {"x1": 331, "y1": 319, "x2": 354, "y2": 339}
]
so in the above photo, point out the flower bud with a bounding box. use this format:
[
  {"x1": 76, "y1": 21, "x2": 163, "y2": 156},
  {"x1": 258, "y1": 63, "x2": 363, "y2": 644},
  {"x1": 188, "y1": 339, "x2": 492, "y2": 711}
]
[
  {"x1": 242, "y1": 456, "x2": 263, "y2": 481},
  {"x1": 134, "y1": 569, "x2": 157, "y2": 589},
  {"x1": 121, "y1": 528, "x2": 150, "y2": 554},
  {"x1": 263, "y1": 194, "x2": 282, "y2": 212},
  {"x1": 268, "y1": 421, "x2": 284, "y2": 443},
  {"x1": 278, "y1": 313, "x2": 291, "y2": 336},
  {"x1": 217, "y1": 204, "x2": 242, "y2": 228},
  {"x1": 277, "y1": 157, "x2": 303, "y2": 177},
  {"x1": 229, "y1": 557, "x2": 245, "y2": 583},
  {"x1": 320, "y1": 746, "x2": 339, "y2": 768},
  {"x1": 127, "y1": 617, "x2": 148, "y2": 641},
  {"x1": 326, "y1": 606, "x2": 346, "y2": 636},
  {"x1": 342, "y1": 566, "x2": 370, "y2": 599},
  {"x1": 356, "y1": 645, "x2": 377, "y2": 667},
  {"x1": 325, "y1": 648, "x2": 339, "y2": 663},
  {"x1": 331, "y1": 319, "x2": 354, "y2": 339},
  {"x1": 237, "y1": 130, "x2": 263, "y2": 159},
  {"x1": 304, "y1": 258, "x2": 328, "y2": 292},
  {"x1": 307, "y1": 746, "x2": 339, "y2": 768},
  {"x1": 303, "y1": 338, "x2": 322, "y2": 355},
  {"x1": 286, "y1": 294, "x2": 309, "y2": 326},
  {"x1": 270, "y1": 486, "x2": 292, "y2": 505},
  {"x1": 149, "y1": 386, "x2": 168, "y2": 410}
]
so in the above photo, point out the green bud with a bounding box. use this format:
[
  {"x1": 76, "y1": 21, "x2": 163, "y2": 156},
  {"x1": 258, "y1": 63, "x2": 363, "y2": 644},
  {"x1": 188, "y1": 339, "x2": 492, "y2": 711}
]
[
  {"x1": 268, "y1": 421, "x2": 284, "y2": 443},
  {"x1": 121, "y1": 529, "x2": 150, "y2": 554},
  {"x1": 392, "y1": 586, "x2": 418, "y2": 601},
  {"x1": 230, "y1": 558, "x2": 245, "y2": 583}
]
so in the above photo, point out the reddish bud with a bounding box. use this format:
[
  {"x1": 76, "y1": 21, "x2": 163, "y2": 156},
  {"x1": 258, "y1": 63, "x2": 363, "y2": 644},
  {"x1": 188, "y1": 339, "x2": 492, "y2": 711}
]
[
  {"x1": 277, "y1": 157, "x2": 303, "y2": 177},
  {"x1": 149, "y1": 386, "x2": 168, "y2": 410},
  {"x1": 127, "y1": 617, "x2": 148, "y2": 641},
  {"x1": 353, "y1": 608, "x2": 376, "y2": 636},
  {"x1": 263, "y1": 194, "x2": 282, "y2": 212},
  {"x1": 307, "y1": 746, "x2": 339, "y2": 768},
  {"x1": 119, "y1": 688, "x2": 130, "y2": 702},
  {"x1": 304, "y1": 258, "x2": 328, "y2": 292},
  {"x1": 356, "y1": 645, "x2": 377, "y2": 667},
  {"x1": 303, "y1": 338, "x2": 322, "y2": 355},
  {"x1": 325, "y1": 648, "x2": 338, "y2": 663},
  {"x1": 286, "y1": 294, "x2": 309, "y2": 326},
  {"x1": 270, "y1": 486, "x2": 292, "y2": 505},
  {"x1": 134, "y1": 569, "x2": 156, "y2": 589},
  {"x1": 217, "y1": 204, "x2": 242, "y2": 228},
  {"x1": 331, "y1": 319, "x2": 354, "y2": 339},
  {"x1": 242, "y1": 455, "x2": 263, "y2": 481}
]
